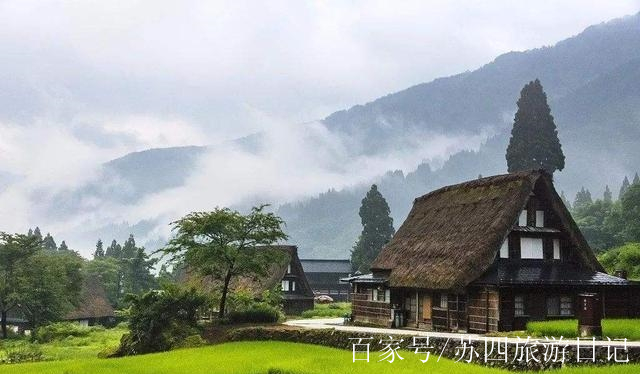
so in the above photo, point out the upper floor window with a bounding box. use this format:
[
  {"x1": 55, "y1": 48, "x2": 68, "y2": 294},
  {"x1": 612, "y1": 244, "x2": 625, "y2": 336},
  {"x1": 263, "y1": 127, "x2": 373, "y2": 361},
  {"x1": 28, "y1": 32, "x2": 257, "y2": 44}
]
[
  {"x1": 281, "y1": 280, "x2": 296, "y2": 292},
  {"x1": 553, "y1": 239, "x2": 561, "y2": 259},
  {"x1": 521, "y1": 237, "x2": 543, "y2": 259},
  {"x1": 500, "y1": 239, "x2": 509, "y2": 258},
  {"x1": 518, "y1": 210, "x2": 528, "y2": 226},
  {"x1": 287, "y1": 263, "x2": 291, "y2": 273},
  {"x1": 535, "y1": 210, "x2": 545, "y2": 227}
]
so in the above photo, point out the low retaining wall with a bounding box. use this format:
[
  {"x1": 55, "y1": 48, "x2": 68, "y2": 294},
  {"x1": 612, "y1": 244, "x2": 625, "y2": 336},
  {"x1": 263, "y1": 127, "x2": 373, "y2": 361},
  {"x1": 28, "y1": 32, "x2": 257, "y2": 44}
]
[{"x1": 227, "y1": 326, "x2": 640, "y2": 371}]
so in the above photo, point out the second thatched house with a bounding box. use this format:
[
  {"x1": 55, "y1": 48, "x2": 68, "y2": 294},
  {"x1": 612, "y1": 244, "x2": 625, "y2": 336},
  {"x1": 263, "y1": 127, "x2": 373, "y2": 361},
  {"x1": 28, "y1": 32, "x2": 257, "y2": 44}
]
[
  {"x1": 344, "y1": 170, "x2": 640, "y2": 332},
  {"x1": 64, "y1": 276, "x2": 116, "y2": 327}
]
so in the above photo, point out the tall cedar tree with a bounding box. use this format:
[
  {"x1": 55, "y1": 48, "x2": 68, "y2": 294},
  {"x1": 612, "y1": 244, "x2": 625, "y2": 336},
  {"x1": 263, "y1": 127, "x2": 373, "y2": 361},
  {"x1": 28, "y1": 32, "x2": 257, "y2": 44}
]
[
  {"x1": 161, "y1": 205, "x2": 287, "y2": 318},
  {"x1": 506, "y1": 79, "x2": 565, "y2": 174},
  {"x1": 94, "y1": 239, "x2": 105, "y2": 258},
  {"x1": 620, "y1": 176, "x2": 630, "y2": 199},
  {"x1": 604, "y1": 185, "x2": 613, "y2": 204},
  {"x1": 351, "y1": 185, "x2": 395, "y2": 273}
]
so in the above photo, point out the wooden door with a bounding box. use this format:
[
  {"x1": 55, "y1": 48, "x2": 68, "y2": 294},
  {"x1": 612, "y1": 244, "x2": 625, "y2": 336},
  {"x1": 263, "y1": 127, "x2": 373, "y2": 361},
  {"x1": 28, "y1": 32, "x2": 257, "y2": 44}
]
[{"x1": 422, "y1": 294, "x2": 432, "y2": 320}]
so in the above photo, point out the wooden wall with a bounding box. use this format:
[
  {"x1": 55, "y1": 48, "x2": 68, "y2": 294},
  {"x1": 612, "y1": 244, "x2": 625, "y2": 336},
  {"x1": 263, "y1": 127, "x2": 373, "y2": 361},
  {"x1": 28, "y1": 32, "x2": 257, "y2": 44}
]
[
  {"x1": 467, "y1": 288, "x2": 499, "y2": 333},
  {"x1": 351, "y1": 292, "x2": 392, "y2": 327}
]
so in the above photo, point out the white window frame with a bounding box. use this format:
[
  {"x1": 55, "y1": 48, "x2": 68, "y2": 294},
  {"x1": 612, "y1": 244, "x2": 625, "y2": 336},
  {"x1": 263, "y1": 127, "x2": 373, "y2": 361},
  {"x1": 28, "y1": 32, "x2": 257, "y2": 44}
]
[
  {"x1": 535, "y1": 210, "x2": 545, "y2": 227},
  {"x1": 287, "y1": 264, "x2": 291, "y2": 273},
  {"x1": 384, "y1": 289, "x2": 390, "y2": 303},
  {"x1": 520, "y1": 237, "x2": 544, "y2": 259},
  {"x1": 500, "y1": 239, "x2": 509, "y2": 258},
  {"x1": 518, "y1": 210, "x2": 528, "y2": 226},
  {"x1": 553, "y1": 239, "x2": 561, "y2": 259},
  {"x1": 291, "y1": 281, "x2": 296, "y2": 292},
  {"x1": 281, "y1": 280, "x2": 289, "y2": 292},
  {"x1": 514, "y1": 295, "x2": 525, "y2": 316},
  {"x1": 560, "y1": 296, "x2": 573, "y2": 316}
]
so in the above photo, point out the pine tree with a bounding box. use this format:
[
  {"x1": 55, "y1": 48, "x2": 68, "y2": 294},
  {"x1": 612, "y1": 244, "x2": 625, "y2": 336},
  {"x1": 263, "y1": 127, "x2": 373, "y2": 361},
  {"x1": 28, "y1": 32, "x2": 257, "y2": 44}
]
[
  {"x1": 122, "y1": 234, "x2": 137, "y2": 258},
  {"x1": 506, "y1": 79, "x2": 565, "y2": 175},
  {"x1": 620, "y1": 176, "x2": 631, "y2": 199},
  {"x1": 42, "y1": 233, "x2": 57, "y2": 251},
  {"x1": 94, "y1": 239, "x2": 105, "y2": 258},
  {"x1": 603, "y1": 185, "x2": 613, "y2": 204},
  {"x1": 574, "y1": 187, "x2": 593, "y2": 212},
  {"x1": 105, "y1": 240, "x2": 122, "y2": 259},
  {"x1": 634, "y1": 172, "x2": 640, "y2": 185},
  {"x1": 27, "y1": 228, "x2": 33, "y2": 237},
  {"x1": 351, "y1": 185, "x2": 395, "y2": 273},
  {"x1": 58, "y1": 241, "x2": 69, "y2": 251},
  {"x1": 33, "y1": 227, "x2": 43, "y2": 241}
]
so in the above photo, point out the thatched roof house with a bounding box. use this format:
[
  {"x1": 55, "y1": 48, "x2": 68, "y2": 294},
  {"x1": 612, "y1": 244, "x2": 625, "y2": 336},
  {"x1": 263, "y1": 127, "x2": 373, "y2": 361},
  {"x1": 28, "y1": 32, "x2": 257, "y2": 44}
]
[
  {"x1": 188, "y1": 245, "x2": 314, "y2": 315},
  {"x1": 345, "y1": 170, "x2": 640, "y2": 332},
  {"x1": 65, "y1": 275, "x2": 115, "y2": 326}
]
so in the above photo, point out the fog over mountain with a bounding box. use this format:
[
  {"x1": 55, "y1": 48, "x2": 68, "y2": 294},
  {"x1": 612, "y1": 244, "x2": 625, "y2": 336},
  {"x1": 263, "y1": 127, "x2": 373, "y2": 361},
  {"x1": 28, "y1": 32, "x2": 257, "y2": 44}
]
[{"x1": 1, "y1": 3, "x2": 640, "y2": 259}]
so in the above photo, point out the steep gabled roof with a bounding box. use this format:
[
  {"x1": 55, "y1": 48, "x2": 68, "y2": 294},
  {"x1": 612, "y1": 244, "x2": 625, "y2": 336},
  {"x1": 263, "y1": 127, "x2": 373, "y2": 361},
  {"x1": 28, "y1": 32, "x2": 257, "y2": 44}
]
[
  {"x1": 371, "y1": 170, "x2": 602, "y2": 290},
  {"x1": 65, "y1": 275, "x2": 115, "y2": 320}
]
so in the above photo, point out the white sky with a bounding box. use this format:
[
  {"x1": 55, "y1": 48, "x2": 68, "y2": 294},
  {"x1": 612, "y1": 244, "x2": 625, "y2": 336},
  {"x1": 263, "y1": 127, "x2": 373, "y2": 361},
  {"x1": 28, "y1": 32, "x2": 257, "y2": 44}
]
[{"x1": 0, "y1": 1, "x2": 639, "y2": 254}]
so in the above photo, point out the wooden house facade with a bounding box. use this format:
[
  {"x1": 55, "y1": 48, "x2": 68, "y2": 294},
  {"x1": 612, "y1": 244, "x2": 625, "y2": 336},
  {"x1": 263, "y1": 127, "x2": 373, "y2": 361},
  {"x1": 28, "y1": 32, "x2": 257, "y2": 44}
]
[
  {"x1": 344, "y1": 171, "x2": 640, "y2": 332},
  {"x1": 300, "y1": 259, "x2": 352, "y2": 301}
]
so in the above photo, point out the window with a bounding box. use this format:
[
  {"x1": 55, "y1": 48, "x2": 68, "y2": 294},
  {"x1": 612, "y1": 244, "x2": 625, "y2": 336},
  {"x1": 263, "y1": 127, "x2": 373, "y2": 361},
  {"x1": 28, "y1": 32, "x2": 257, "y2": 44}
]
[
  {"x1": 281, "y1": 280, "x2": 289, "y2": 292},
  {"x1": 536, "y1": 210, "x2": 545, "y2": 227},
  {"x1": 553, "y1": 239, "x2": 561, "y2": 259},
  {"x1": 518, "y1": 210, "x2": 528, "y2": 226},
  {"x1": 385, "y1": 289, "x2": 390, "y2": 303},
  {"x1": 514, "y1": 295, "x2": 525, "y2": 316},
  {"x1": 500, "y1": 239, "x2": 509, "y2": 258},
  {"x1": 372, "y1": 288, "x2": 378, "y2": 301},
  {"x1": 560, "y1": 296, "x2": 573, "y2": 316},
  {"x1": 291, "y1": 281, "x2": 296, "y2": 291},
  {"x1": 440, "y1": 294, "x2": 448, "y2": 308},
  {"x1": 547, "y1": 296, "x2": 573, "y2": 316},
  {"x1": 287, "y1": 264, "x2": 291, "y2": 273},
  {"x1": 374, "y1": 288, "x2": 386, "y2": 302},
  {"x1": 521, "y1": 237, "x2": 544, "y2": 259}
]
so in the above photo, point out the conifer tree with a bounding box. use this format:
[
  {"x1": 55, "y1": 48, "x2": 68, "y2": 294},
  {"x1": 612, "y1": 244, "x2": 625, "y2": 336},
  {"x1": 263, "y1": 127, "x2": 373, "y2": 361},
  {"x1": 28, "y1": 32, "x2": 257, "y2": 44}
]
[
  {"x1": 33, "y1": 227, "x2": 42, "y2": 241},
  {"x1": 94, "y1": 239, "x2": 105, "y2": 258},
  {"x1": 351, "y1": 185, "x2": 395, "y2": 273},
  {"x1": 122, "y1": 234, "x2": 137, "y2": 258},
  {"x1": 574, "y1": 187, "x2": 593, "y2": 212},
  {"x1": 506, "y1": 79, "x2": 565, "y2": 175},
  {"x1": 603, "y1": 185, "x2": 613, "y2": 204},
  {"x1": 620, "y1": 176, "x2": 631, "y2": 199},
  {"x1": 58, "y1": 241, "x2": 69, "y2": 251},
  {"x1": 42, "y1": 233, "x2": 57, "y2": 251},
  {"x1": 105, "y1": 239, "x2": 122, "y2": 258},
  {"x1": 634, "y1": 172, "x2": 640, "y2": 185}
]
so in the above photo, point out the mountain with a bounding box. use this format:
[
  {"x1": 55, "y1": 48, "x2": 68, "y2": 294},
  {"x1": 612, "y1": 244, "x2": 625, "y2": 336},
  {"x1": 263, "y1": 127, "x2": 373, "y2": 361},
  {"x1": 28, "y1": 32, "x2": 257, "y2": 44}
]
[{"x1": 40, "y1": 12, "x2": 640, "y2": 258}]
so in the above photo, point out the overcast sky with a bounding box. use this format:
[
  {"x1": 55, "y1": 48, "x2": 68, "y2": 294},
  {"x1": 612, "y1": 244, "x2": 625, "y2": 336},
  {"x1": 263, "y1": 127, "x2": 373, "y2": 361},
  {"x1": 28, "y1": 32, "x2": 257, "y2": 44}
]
[{"x1": 1, "y1": 1, "x2": 639, "y2": 253}]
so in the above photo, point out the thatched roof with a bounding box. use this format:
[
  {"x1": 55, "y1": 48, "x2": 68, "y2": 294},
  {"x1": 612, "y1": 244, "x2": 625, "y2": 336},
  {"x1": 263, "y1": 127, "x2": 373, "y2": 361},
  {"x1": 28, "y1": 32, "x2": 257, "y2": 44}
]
[
  {"x1": 371, "y1": 170, "x2": 602, "y2": 290},
  {"x1": 65, "y1": 275, "x2": 115, "y2": 320}
]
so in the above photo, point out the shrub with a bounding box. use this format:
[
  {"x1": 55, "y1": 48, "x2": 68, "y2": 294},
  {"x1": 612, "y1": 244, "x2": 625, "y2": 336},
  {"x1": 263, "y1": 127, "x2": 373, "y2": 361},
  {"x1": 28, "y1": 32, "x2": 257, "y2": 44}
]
[
  {"x1": 34, "y1": 322, "x2": 101, "y2": 343},
  {"x1": 114, "y1": 285, "x2": 207, "y2": 356},
  {"x1": 0, "y1": 345, "x2": 46, "y2": 364},
  {"x1": 228, "y1": 303, "x2": 281, "y2": 324},
  {"x1": 173, "y1": 334, "x2": 207, "y2": 349}
]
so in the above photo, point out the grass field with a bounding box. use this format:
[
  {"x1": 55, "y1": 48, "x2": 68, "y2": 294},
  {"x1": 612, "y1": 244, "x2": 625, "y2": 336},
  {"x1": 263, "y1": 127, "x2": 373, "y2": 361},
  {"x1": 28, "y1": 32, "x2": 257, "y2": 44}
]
[
  {"x1": 0, "y1": 324, "x2": 126, "y2": 362},
  {"x1": 527, "y1": 319, "x2": 640, "y2": 340},
  {"x1": 0, "y1": 341, "x2": 638, "y2": 374},
  {"x1": 300, "y1": 303, "x2": 351, "y2": 319}
]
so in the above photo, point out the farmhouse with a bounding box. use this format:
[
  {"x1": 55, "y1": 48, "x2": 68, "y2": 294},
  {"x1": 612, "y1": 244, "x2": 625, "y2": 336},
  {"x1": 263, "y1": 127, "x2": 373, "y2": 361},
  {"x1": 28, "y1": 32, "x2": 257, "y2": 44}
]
[
  {"x1": 64, "y1": 276, "x2": 116, "y2": 327},
  {"x1": 344, "y1": 170, "x2": 640, "y2": 332},
  {"x1": 300, "y1": 259, "x2": 351, "y2": 301},
  {"x1": 188, "y1": 245, "x2": 315, "y2": 315}
]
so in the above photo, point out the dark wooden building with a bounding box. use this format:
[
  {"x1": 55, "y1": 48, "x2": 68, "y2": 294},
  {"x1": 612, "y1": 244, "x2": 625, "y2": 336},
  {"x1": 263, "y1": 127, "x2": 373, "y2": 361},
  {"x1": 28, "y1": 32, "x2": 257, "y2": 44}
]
[
  {"x1": 300, "y1": 259, "x2": 351, "y2": 301},
  {"x1": 345, "y1": 170, "x2": 640, "y2": 332},
  {"x1": 64, "y1": 275, "x2": 116, "y2": 327}
]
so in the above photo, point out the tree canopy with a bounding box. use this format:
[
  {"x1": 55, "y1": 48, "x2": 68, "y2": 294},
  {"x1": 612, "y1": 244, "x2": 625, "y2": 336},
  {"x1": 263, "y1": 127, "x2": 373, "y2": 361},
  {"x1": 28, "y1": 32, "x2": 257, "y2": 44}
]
[
  {"x1": 161, "y1": 205, "x2": 287, "y2": 318},
  {"x1": 506, "y1": 79, "x2": 565, "y2": 174}
]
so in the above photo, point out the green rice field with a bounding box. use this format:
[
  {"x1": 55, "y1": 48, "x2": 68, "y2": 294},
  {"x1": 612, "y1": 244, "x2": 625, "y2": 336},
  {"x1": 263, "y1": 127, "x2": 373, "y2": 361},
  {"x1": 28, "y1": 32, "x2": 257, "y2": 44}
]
[
  {"x1": 1, "y1": 341, "x2": 638, "y2": 374},
  {"x1": 527, "y1": 319, "x2": 640, "y2": 340}
]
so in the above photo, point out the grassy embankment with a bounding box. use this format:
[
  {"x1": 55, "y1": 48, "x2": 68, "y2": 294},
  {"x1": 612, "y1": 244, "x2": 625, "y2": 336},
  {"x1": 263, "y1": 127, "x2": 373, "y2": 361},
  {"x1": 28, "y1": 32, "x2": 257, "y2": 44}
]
[
  {"x1": 2, "y1": 341, "x2": 639, "y2": 374},
  {"x1": 527, "y1": 319, "x2": 640, "y2": 340}
]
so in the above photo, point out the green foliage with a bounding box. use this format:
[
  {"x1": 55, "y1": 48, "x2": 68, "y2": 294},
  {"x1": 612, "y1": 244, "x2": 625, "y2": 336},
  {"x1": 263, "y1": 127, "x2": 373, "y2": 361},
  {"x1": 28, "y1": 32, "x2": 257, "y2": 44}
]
[
  {"x1": 598, "y1": 243, "x2": 640, "y2": 280},
  {"x1": 527, "y1": 319, "x2": 640, "y2": 340},
  {"x1": 85, "y1": 257, "x2": 121, "y2": 306},
  {"x1": 0, "y1": 344, "x2": 46, "y2": 364},
  {"x1": 172, "y1": 334, "x2": 206, "y2": 349},
  {"x1": 506, "y1": 79, "x2": 565, "y2": 174},
  {"x1": 227, "y1": 303, "x2": 282, "y2": 324},
  {"x1": 300, "y1": 303, "x2": 351, "y2": 319},
  {"x1": 619, "y1": 176, "x2": 631, "y2": 200},
  {"x1": 41, "y1": 233, "x2": 56, "y2": 251},
  {"x1": 619, "y1": 183, "x2": 640, "y2": 242},
  {"x1": 33, "y1": 323, "x2": 101, "y2": 343},
  {"x1": 161, "y1": 205, "x2": 288, "y2": 318},
  {"x1": 115, "y1": 285, "x2": 207, "y2": 356},
  {"x1": 351, "y1": 185, "x2": 395, "y2": 272},
  {"x1": 573, "y1": 187, "x2": 593, "y2": 212},
  {"x1": 93, "y1": 239, "x2": 105, "y2": 258}
]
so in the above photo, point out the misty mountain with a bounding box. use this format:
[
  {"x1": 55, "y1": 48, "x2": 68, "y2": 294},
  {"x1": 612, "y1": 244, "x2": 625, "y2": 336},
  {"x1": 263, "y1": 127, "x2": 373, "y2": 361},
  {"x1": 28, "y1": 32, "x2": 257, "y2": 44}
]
[{"x1": 44, "y1": 12, "x2": 640, "y2": 259}]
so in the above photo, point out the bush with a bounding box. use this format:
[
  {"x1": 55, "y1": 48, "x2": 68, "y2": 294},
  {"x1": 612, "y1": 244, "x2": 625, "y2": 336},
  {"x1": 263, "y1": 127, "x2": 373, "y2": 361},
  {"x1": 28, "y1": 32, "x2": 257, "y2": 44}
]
[
  {"x1": 34, "y1": 322, "x2": 102, "y2": 343},
  {"x1": 228, "y1": 303, "x2": 281, "y2": 324},
  {"x1": 0, "y1": 345, "x2": 46, "y2": 364},
  {"x1": 301, "y1": 303, "x2": 351, "y2": 318},
  {"x1": 173, "y1": 334, "x2": 207, "y2": 349},
  {"x1": 527, "y1": 319, "x2": 640, "y2": 340}
]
